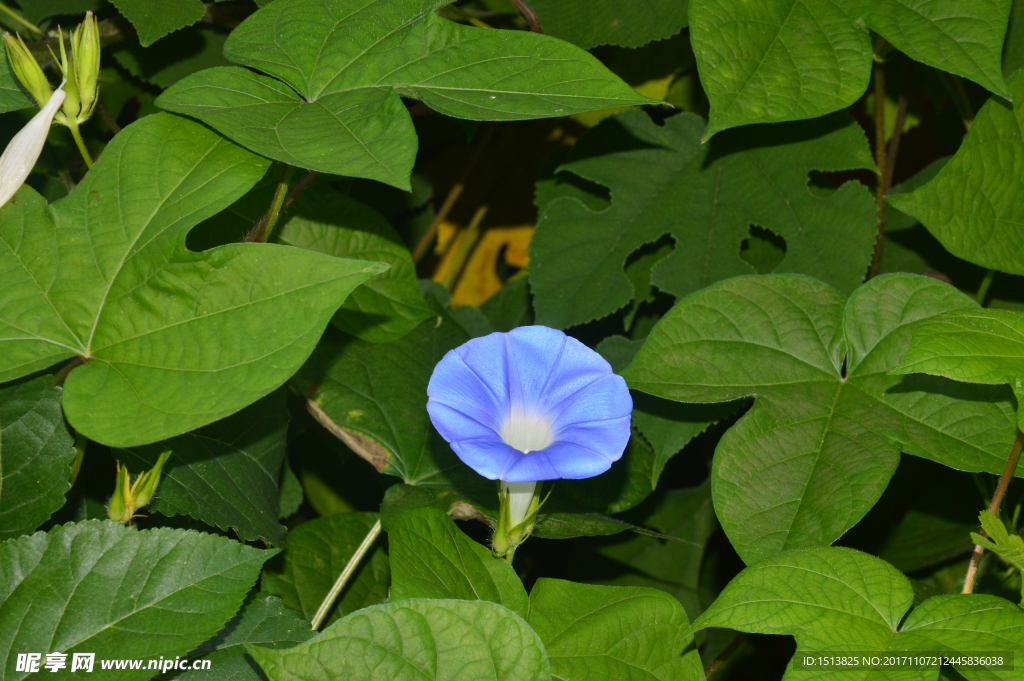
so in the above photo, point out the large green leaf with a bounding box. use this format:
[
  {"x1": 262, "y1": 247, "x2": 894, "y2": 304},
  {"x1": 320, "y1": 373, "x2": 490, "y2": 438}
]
[
  {"x1": 261, "y1": 513, "x2": 389, "y2": 627},
  {"x1": 528, "y1": 579, "x2": 703, "y2": 681},
  {"x1": 690, "y1": 0, "x2": 1012, "y2": 139},
  {"x1": 0, "y1": 520, "x2": 273, "y2": 681},
  {"x1": 528, "y1": 0, "x2": 689, "y2": 49},
  {"x1": 0, "y1": 375, "x2": 75, "y2": 540},
  {"x1": 888, "y1": 71, "x2": 1024, "y2": 277},
  {"x1": 690, "y1": 547, "x2": 1024, "y2": 680},
  {"x1": 530, "y1": 110, "x2": 876, "y2": 329},
  {"x1": 109, "y1": 0, "x2": 205, "y2": 46},
  {"x1": 0, "y1": 113, "x2": 386, "y2": 447},
  {"x1": 156, "y1": 0, "x2": 655, "y2": 189},
  {"x1": 624, "y1": 274, "x2": 1019, "y2": 564},
  {"x1": 118, "y1": 391, "x2": 290, "y2": 546},
  {"x1": 176, "y1": 594, "x2": 315, "y2": 681},
  {"x1": 388, "y1": 508, "x2": 528, "y2": 619},
  {"x1": 892, "y1": 307, "x2": 1024, "y2": 427},
  {"x1": 249, "y1": 599, "x2": 551, "y2": 681}
]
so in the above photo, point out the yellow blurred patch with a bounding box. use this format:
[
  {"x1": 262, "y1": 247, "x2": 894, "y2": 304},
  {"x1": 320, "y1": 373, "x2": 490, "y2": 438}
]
[{"x1": 433, "y1": 221, "x2": 532, "y2": 307}]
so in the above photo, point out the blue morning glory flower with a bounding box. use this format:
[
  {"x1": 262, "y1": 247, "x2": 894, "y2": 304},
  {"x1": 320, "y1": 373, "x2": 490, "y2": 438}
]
[{"x1": 426, "y1": 326, "x2": 633, "y2": 484}]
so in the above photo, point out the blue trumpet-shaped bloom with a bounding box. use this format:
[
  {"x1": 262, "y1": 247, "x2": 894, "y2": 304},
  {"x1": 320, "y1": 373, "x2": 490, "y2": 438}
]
[{"x1": 427, "y1": 326, "x2": 632, "y2": 483}]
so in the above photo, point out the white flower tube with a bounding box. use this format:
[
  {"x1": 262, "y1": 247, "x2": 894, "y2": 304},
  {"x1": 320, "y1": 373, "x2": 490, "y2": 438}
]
[{"x1": 0, "y1": 86, "x2": 66, "y2": 209}]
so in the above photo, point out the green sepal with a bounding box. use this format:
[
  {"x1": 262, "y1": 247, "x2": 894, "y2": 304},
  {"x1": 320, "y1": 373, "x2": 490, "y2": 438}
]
[{"x1": 491, "y1": 482, "x2": 550, "y2": 562}]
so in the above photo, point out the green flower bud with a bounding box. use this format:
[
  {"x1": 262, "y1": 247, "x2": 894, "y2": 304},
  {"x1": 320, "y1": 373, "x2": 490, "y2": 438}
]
[
  {"x1": 71, "y1": 12, "x2": 99, "y2": 120},
  {"x1": 4, "y1": 32, "x2": 50, "y2": 109},
  {"x1": 51, "y1": 28, "x2": 82, "y2": 128},
  {"x1": 107, "y1": 451, "x2": 172, "y2": 524}
]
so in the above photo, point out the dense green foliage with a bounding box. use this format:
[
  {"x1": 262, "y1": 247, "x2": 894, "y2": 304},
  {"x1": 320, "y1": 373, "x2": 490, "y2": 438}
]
[{"x1": 2, "y1": 1, "x2": 1024, "y2": 680}]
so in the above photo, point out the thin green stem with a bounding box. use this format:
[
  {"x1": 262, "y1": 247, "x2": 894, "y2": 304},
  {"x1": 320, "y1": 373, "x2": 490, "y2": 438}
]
[
  {"x1": 68, "y1": 123, "x2": 93, "y2": 169},
  {"x1": 976, "y1": 269, "x2": 995, "y2": 306},
  {"x1": 964, "y1": 429, "x2": 1024, "y2": 594},
  {"x1": 0, "y1": 1, "x2": 42, "y2": 37},
  {"x1": 244, "y1": 165, "x2": 295, "y2": 243},
  {"x1": 311, "y1": 519, "x2": 382, "y2": 630}
]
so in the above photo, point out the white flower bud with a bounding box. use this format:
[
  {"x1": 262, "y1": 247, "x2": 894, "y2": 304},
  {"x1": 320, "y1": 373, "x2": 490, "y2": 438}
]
[{"x1": 0, "y1": 86, "x2": 66, "y2": 209}]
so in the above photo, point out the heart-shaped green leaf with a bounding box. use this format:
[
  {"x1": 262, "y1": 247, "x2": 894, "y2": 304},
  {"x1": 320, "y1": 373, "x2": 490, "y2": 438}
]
[
  {"x1": 690, "y1": 0, "x2": 1012, "y2": 138},
  {"x1": 530, "y1": 110, "x2": 877, "y2": 329},
  {"x1": 110, "y1": 0, "x2": 205, "y2": 46},
  {"x1": 690, "y1": 546, "x2": 1024, "y2": 680},
  {"x1": 0, "y1": 375, "x2": 75, "y2": 540},
  {"x1": 0, "y1": 112, "x2": 386, "y2": 447},
  {"x1": 625, "y1": 273, "x2": 1019, "y2": 564},
  {"x1": 0, "y1": 520, "x2": 273, "y2": 680},
  {"x1": 249, "y1": 599, "x2": 551, "y2": 681},
  {"x1": 156, "y1": 0, "x2": 656, "y2": 189}
]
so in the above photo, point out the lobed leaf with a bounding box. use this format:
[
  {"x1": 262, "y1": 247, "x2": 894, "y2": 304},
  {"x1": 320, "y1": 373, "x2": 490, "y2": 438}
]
[
  {"x1": 0, "y1": 375, "x2": 75, "y2": 541},
  {"x1": 0, "y1": 520, "x2": 273, "y2": 681},
  {"x1": 625, "y1": 273, "x2": 1019, "y2": 563},
  {"x1": 0, "y1": 113, "x2": 385, "y2": 447},
  {"x1": 530, "y1": 110, "x2": 877, "y2": 329},
  {"x1": 157, "y1": 0, "x2": 656, "y2": 189}
]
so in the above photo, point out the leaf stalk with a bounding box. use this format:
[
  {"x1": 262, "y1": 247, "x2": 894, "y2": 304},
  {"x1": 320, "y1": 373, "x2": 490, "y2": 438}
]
[{"x1": 311, "y1": 518, "x2": 382, "y2": 630}]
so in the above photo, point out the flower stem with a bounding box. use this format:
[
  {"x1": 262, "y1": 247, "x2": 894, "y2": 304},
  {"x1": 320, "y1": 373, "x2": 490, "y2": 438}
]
[
  {"x1": 0, "y1": 1, "x2": 43, "y2": 37},
  {"x1": 68, "y1": 123, "x2": 93, "y2": 169},
  {"x1": 245, "y1": 165, "x2": 295, "y2": 243},
  {"x1": 311, "y1": 518, "x2": 381, "y2": 630},
  {"x1": 963, "y1": 429, "x2": 1024, "y2": 594}
]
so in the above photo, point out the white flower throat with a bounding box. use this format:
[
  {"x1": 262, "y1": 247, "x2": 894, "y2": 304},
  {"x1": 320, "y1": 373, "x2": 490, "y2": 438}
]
[{"x1": 499, "y1": 406, "x2": 554, "y2": 454}]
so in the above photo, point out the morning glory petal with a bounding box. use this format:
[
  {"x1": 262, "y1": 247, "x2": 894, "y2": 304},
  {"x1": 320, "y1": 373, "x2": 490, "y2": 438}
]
[
  {"x1": 503, "y1": 442, "x2": 613, "y2": 481},
  {"x1": 450, "y1": 438, "x2": 523, "y2": 480},
  {"x1": 427, "y1": 325, "x2": 632, "y2": 483}
]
